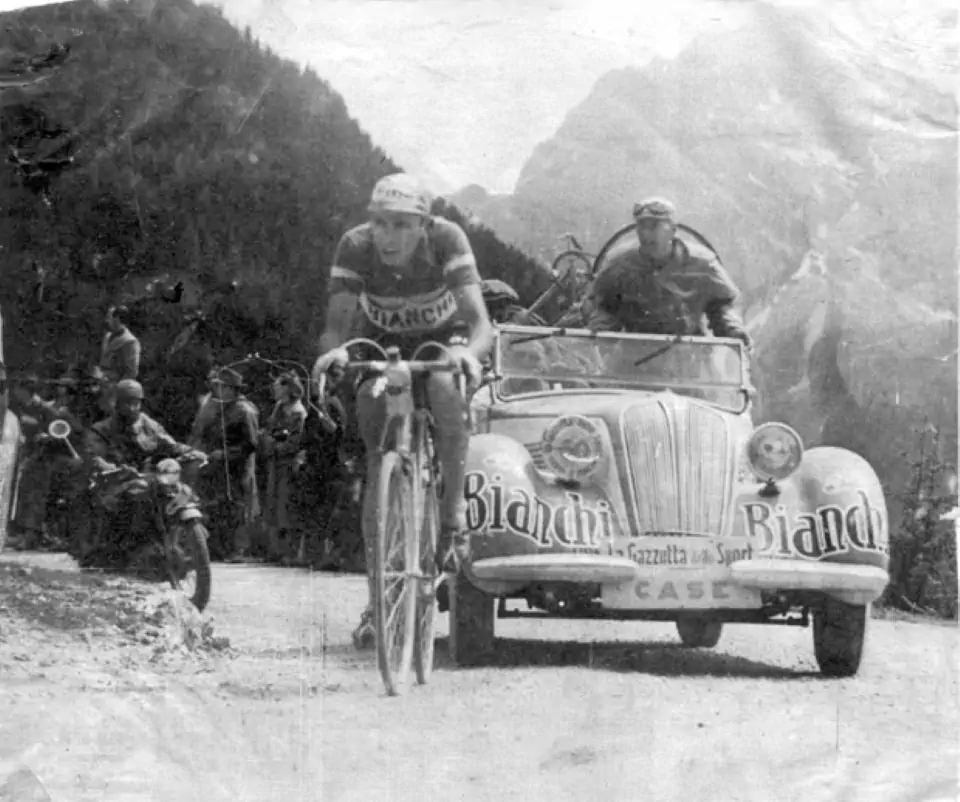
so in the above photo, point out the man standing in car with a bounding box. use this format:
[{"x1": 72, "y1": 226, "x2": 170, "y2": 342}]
[{"x1": 585, "y1": 197, "x2": 750, "y2": 346}]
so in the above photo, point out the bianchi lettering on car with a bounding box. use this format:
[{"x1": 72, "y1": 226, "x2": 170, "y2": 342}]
[
  {"x1": 740, "y1": 489, "x2": 889, "y2": 559},
  {"x1": 360, "y1": 287, "x2": 457, "y2": 333},
  {"x1": 464, "y1": 470, "x2": 615, "y2": 549}
]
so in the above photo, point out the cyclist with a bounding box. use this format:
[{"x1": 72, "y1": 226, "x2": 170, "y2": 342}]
[{"x1": 311, "y1": 173, "x2": 494, "y2": 649}]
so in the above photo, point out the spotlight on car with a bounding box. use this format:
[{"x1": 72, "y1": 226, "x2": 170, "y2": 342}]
[{"x1": 746, "y1": 423, "x2": 803, "y2": 482}]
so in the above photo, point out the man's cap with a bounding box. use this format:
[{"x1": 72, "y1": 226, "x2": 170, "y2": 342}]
[
  {"x1": 633, "y1": 197, "x2": 677, "y2": 222},
  {"x1": 481, "y1": 278, "x2": 520, "y2": 305},
  {"x1": 115, "y1": 379, "x2": 144, "y2": 401},
  {"x1": 209, "y1": 366, "x2": 244, "y2": 389},
  {"x1": 368, "y1": 173, "x2": 432, "y2": 216}
]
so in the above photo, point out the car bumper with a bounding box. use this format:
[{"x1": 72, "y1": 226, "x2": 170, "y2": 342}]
[
  {"x1": 468, "y1": 553, "x2": 890, "y2": 607},
  {"x1": 729, "y1": 559, "x2": 889, "y2": 606},
  {"x1": 470, "y1": 554, "x2": 638, "y2": 584}
]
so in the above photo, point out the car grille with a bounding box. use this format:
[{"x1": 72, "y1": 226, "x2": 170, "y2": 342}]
[{"x1": 620, "y1": 396, "x2": 736, "y2": 537}]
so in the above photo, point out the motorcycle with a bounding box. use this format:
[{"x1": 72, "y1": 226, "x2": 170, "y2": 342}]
[{"x1": 68, "y1": 424, "x2": 213, "y2": 611}]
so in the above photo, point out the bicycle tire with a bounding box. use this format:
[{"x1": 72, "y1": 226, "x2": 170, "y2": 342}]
[
  {"x1": 413, "y1": 415, "x2": 440, "y2": 685},
  {"x1": 373, "y1": 451, "x2": 417, "y2": 696}
]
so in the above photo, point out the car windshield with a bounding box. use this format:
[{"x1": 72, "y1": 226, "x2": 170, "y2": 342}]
[{"x1": 496, "y1": 326, "x2": 748, "y2": 412}]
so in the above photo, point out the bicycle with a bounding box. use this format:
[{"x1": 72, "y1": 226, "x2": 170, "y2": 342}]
[{"x1": 315, "y1": 337, "x2": 466, "y2": 696}]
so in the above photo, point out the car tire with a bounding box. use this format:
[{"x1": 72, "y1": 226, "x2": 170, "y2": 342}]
[
  {"x1": 449, "y1": 572, "x2": 494, "y2": 667},
  {"x1": 676, "y1": 617, "x2": 723, "y2": 648},
  {"x1": 813, "y1": 597, "x2": 868, "y2": 677}
]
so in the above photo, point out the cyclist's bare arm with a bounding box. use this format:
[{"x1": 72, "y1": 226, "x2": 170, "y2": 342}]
[
  {"x1": 450, "y1": 283, "x2": 494, "y2": 361},
  {"x1": 317, "y1": 290, "x2": 362, "y2": 355}
]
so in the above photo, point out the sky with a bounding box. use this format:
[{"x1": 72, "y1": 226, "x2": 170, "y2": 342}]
[
  {"x1": 196, "y1": 0, "x2": 755, "y2": 194},
  {"x1": 4, "y1": 0, "x2": 952, "y2": 194}
]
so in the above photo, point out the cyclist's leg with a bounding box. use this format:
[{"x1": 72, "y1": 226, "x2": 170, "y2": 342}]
[
  {"x1": 424, "y1": 372, "x2": 470, "y2": 570},
  {"x1": 353, "y1": 377, "x2": 388, "y2": 648}
]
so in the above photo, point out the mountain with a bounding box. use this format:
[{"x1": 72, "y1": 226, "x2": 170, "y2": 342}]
[
  {"x1": 0, "y1": 0, "x2": 545, "y2": 435},
  {"x1": 453, "y1": 1, "x2": 958, "y2": 527}
]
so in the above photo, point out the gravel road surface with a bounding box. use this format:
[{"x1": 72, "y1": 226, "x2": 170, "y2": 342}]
[{"x1": 0, "y1": 553, "x2": 956, "y2": 802}]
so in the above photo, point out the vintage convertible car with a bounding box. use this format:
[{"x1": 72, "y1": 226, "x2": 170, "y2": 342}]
[{"x1": 450, "y1": 225, "x2": 890, "y2": 678}]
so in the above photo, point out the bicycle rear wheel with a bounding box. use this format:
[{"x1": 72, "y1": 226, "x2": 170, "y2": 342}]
[
  {"x1": 373, "y1": 450, "x2": 417, "y2": 696},
  {"x1": 413, "y1": 418, "x2": 440, "y2": 685}
]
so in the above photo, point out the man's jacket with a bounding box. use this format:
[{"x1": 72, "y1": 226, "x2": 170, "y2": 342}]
[
  {"x1": 99, "y1": 327, "x2": 141, "y2": 382},
  {"x1": 585, "y1": 238, "x2": 749, "y2": 343},
  {"x1": 188, "y1": 394, "x2": 259, "y2": 465},
  {"x1": 85, "y1": 412, "x2": 193, "y2": 473}
]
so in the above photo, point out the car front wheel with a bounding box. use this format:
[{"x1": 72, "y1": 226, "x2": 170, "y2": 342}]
[
  {"x1": 813, "y1": 597, "x2": 868, "y2": 677},
  {"x1": 676, "y1": 617, "x2": 723, "y2": 648}
]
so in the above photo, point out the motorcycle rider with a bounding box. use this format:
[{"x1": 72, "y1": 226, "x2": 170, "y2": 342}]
[
  {"x1": 82, "y1": 379, "x2": 204, "y2": 566},
  {"x1": 311, "y1": 172, "x2": 494, "y2": 649},
  {"x1": 585, "y1": 197, "x2": 750, "y2": 346}
]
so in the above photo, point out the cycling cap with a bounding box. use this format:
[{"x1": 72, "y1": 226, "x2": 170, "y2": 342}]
[
  {"x1": 633, "y1": 197, "x2": 677, "y2": 222},
  {"x1": 368, "y1": 173, "x2": 431, "y2": 216}
]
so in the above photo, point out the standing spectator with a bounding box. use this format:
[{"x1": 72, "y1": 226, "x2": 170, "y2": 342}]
[
  {"x1": 260, "y1": 372, "x2": 307, "y2": 564},
  {"x1": 188, "y1": 367, "x2": 260, "y2": 561},
  {"x1": 295, "y1": 375, "x2": 364, "y2": 571},
  {"x1": 95, "y1": 304, "x2": 141, "y2": 410}
]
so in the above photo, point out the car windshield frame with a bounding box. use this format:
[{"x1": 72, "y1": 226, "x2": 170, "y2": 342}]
[{"x1": 491, "y1": 325, "x2": 751, "y2": 414}]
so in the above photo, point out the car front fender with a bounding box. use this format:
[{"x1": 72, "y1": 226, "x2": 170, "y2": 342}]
[{"x1": 733, "y1": 445, "x2": 890, "y2": 604}]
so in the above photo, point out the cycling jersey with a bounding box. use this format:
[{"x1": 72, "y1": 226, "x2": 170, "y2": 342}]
[{"x1": 327, "y1": 216, "x2": 482, "y2": 351}]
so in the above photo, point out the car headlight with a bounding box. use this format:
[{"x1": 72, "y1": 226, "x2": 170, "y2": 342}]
[
  {"x1": 746, "y1": 423, "x2": 803, "y2": 482},
  {"x1": 540, "y1": 414, "x2": 605, "y2": 483}
]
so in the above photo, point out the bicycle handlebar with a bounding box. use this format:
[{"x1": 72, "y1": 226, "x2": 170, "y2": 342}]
[{"x1": 313, "y1": 339, "x2": 467, "y2": 403}]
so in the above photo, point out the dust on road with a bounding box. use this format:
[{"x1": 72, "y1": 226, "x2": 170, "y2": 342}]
[{"x1": 0, "y1": 554, "x2": 956, "y2": 802}]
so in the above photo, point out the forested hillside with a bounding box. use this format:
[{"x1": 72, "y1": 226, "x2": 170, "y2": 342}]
[{"x1": 0, "y1": 0, "x2": 547, "y2": 433}]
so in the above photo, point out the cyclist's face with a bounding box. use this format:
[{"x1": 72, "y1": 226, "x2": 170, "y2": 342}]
[{"x1": 371, "y1": 211, "x2": 425, "y2": 267}]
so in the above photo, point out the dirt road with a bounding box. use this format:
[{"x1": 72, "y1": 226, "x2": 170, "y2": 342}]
[{"x1": 0, "y1": 553, "x2": 956, "y2": 802}]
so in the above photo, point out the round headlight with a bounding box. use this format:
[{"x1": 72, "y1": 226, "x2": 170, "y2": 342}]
[
  {"x1": 540, "y1": 414, "x2": 605, "y2": 483},
  {"x1": 746, "y1": 423, "x2": 803, "y2": 481}
]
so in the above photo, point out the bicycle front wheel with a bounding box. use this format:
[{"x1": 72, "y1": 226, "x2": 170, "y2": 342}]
[
  {"x1": 373, "y1": 451, "x2": 418, "y2": 696},
  {"x1": 413, "y1": 419, "x2": 440, "y2": 685}
]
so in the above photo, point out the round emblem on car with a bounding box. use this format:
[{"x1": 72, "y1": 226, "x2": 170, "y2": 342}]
[{"x1": 540, "y1": 415, "x2": 605, "y2": 482}]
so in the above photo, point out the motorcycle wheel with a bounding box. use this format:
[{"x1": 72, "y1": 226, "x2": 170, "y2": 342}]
[{"x1": 171, "y1": 521, "x2": 212, "y2": 612}]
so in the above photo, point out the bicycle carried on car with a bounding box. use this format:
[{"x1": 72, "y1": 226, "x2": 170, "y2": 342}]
[{"x1": 316, "y1": 337, "x2": 467, "y2": 696}]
